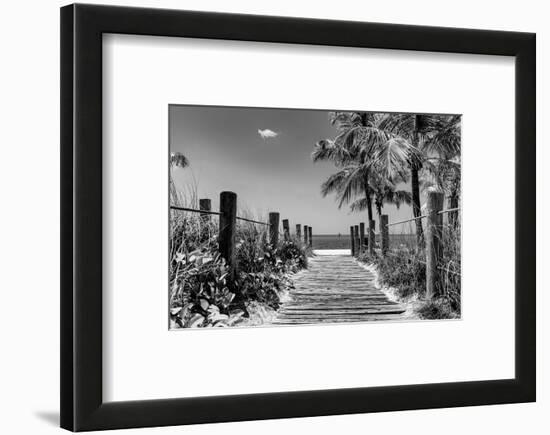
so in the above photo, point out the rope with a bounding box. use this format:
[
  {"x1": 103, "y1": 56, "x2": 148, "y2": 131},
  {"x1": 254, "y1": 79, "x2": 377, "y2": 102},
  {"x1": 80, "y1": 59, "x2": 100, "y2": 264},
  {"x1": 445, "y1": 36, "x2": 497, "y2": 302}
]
[
  {"x1": 170, "y1": 205, "x2": 222, "y2": 216},
  {"x1": 236, "y1": 216, "x2": 271, "y2": 226},
  {"x1": 170, "y1": 205, "x2": 270, "y2": 226},
  {"x1": 440, "y1": 207, "x2": 460, "y2": 215},
  {"x1": 386, "y1": 207, "x2": 460, "y2": 227}
]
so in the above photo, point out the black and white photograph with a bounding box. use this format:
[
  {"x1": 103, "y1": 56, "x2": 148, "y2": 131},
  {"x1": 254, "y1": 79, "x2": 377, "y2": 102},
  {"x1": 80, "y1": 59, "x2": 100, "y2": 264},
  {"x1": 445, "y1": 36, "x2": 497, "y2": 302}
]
[
  {"x1": 169, "y1": 106, "x2": 462, "y2": 329},
  {"x1": 0, "y1": 0, "x2": 542, "y2": 433}
]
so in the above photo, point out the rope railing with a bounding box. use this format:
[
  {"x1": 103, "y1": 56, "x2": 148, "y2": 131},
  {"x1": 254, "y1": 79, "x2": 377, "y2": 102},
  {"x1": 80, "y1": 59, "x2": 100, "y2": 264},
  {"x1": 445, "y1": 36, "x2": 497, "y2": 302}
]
[
  {"x1": 235, "y1": 216, "x2": 271, "y2": 226},
  {"x1": 170, "y1": 193, "x2": 315, "y2": 281},
  {"x1": 349, "y1": 192, "x2": 460, "y2": 299},
  {"x1": 170, "y1": 204, "x2": 271, "y2": 226},
  {"x1": 386, "y1": 207, "x2": 460, "y2": 227},
  {"x1": 170, "y1": 205, "x2": 222, "y2": 216}
]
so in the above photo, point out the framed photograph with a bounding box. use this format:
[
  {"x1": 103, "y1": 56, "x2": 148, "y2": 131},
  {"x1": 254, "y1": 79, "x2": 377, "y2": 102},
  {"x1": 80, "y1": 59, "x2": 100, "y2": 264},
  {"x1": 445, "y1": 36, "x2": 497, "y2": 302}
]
[{"x1": 61, "y1": 3, "x2": 536, "y2": 431}]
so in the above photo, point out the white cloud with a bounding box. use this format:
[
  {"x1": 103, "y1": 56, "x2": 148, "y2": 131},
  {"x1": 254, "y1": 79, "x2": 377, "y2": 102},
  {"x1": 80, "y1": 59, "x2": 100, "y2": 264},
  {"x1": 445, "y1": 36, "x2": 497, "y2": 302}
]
[{"x1": 257, "y1": 128, "x2": 278, "y2": 140}]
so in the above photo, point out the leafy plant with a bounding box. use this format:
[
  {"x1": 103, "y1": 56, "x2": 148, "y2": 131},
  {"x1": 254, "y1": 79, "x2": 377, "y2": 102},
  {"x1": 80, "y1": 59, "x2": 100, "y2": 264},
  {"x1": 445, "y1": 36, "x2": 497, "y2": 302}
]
[
  {"x1": 169, "y1": 207, "x2": 309, "y2": 328},
  {"x1": 170, "y1": 250, "x2": 243, "y2": 328}
]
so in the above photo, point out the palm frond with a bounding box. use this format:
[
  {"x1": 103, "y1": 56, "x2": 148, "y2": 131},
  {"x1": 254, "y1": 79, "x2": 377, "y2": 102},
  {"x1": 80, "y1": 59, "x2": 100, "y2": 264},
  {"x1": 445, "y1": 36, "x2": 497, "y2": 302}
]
[
  {"x1": 387, "y1": 190, "x2": 412, "y2": 209},
  {"x1": 328, "y1": 112, "x2": 363, "y2": 132},
  {"x1": 377, "y1": 113, "x2": 415, "y2": 138},
  {"x1": 320, "y1": 168, "x2": 352, "y2": 197},
  {"x1": 349, "y1": 197, "x2": 371, "y2": 212},
  {"x1": 371, "y1": 136, "x2": 416, "y2": 180},
  {"x1": 170, "y1": 152, "x2": 189, "y2": 169},
  {"x1": 319, "y1": 164, "x2": 370, "y2": 209},
  {"x1": 424, "y1": 115, "x2": 461, "y2": 157},
  {"x1": 335, "y1": 164, "x2": 374, "y2": 208},
  {"x1": 312, "y1": 139, "x2": 353, "y2": 164}
]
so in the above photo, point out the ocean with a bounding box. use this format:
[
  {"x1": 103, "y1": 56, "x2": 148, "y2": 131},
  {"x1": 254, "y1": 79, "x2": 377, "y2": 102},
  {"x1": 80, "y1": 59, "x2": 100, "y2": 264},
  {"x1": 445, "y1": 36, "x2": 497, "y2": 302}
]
[{"x1": 311, "y1": 234, "x2": 417, "y2": 250}]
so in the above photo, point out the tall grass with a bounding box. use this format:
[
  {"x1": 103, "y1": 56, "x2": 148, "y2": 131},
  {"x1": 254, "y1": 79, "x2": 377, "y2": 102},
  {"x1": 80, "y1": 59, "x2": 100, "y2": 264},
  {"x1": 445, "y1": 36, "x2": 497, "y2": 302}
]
[{"x1": 359, "y1": 216, "x2": 461, "y2": 319}]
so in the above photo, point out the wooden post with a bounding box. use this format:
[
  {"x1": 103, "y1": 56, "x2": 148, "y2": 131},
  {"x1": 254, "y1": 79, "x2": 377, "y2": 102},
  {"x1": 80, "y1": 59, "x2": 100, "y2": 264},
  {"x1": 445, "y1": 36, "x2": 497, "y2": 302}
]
[
  {"x1": 199, "y1": 198, "x2": 211, "y2": 221},
  {"x1": 269, "y1": 212, "x2": 280, "y2": 247},
  {"x1": 282, "y1": 219, "x2": 290, "y2": 241},
  {"x1": 304, "y1": 225, "x2": 309, "y2": 245},
  {"x1": 368, "y1": 220, "x2": 376, "y2": 255},
  {"x1": 426, "y1": 191, "x2": 444, "y2": 300},
  {"x1": 308, "y1": 226, "x2": 313, "y2": 247},
  {"x1": 296, "y1": 224, "x2": 302, "y2": 240},
  {"x1": 219, "y1": 192, "x2": 237, "y2": 283},
  {"x1": 448, "y1": 195, "x2": 459, "y2": 229},
  {"x1": 381, "y1": 215, "x2": 389, "y2": 255},
  {"x1": 359, "y1": 222, "x2": 365, "y2": 254},
  {"x1": 353, "y1": 225, "x2": 361, "y2": 255},
  {"x1": 350, "y1": 226, "x2": 355, "y2": 256}
]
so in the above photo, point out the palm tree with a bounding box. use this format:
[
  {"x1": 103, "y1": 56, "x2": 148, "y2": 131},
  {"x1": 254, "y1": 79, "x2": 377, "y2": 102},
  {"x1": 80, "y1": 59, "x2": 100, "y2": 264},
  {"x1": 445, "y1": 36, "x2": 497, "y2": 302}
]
[
  {"x1": 312, "y1": 112, "x2": 414, "y2": 222},
  {"x1": 376, "y1": 113, "x2": 461, "y2": 244},
  {"x1": 350, "y1": 173, "x2": 412, "y2": 219},
  {"x1": 422, "y1": 115, "x2": 461, "y2": 226},
  {"x1": 312, "y1": 112, "x2": 375, "y2": 220},
  {"x1": 375, "y1": 114, "x2": 429, "y2": 244},
  {"x1": 169, "y1": 152, "x2": 189, "y2": 206},
  {"x1": 314, "y1": 112, "x2": 461, "y2": 247}
]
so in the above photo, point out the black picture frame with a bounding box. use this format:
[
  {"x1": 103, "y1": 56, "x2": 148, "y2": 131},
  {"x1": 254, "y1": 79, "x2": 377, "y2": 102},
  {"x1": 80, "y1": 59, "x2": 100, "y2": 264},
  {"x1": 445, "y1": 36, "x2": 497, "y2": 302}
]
[{"x1": 60, "y1": 3, "x2": 536, "y2": 432}]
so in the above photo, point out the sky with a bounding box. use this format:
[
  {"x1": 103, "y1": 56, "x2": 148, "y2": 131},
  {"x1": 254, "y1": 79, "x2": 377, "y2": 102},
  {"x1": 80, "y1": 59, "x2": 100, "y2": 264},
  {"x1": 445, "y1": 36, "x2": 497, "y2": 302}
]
[{"x1": 169, "y1": 105, "x2": 420, "y2": 235}]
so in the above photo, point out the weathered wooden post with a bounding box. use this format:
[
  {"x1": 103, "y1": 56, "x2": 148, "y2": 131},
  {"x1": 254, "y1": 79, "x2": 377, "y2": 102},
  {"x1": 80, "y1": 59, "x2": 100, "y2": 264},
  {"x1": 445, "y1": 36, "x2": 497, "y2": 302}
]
[
  {"x1": 296, "y1": 224, "x2": 302, "y2": 240},
  {"x1": 219, "y1": 192, "x2": 237, "y2": 283},
  {"x1": 353, "y1": 225, "x2": 361, "y2": 256},
  {"x1": 269, "y1": 212, "x2": 280, "y2": 247},
  {"x1": 350, "y1": 226, "x2": 355, "y2": 256},
  {"x1": 359, "y1": 222, "x2": 365, "y2": 254},
  {"x1": 381, "y1": 215, "x2": 389, "y2": 256},
  {"x1": 199, "y1": 198, "x2": 211, "y2": 221},
  {"x1": 368, "y1": 220, "x2": 376, "y2": 255},
  {"x1": 308, "y1": 226, "x2": 313, "y2": 247},
  {"x1": 426, "y1": 191, "x2": 444, "y2": 300},
  {"x1": 304, "y1": 225, "x2": 309, "y2": 245},
  {"x1": 282, "y1": 219, "x2": 290, "y2": 241},
  {"x1": 448, "y1": 194, "x2": 459, "y2": 229}
]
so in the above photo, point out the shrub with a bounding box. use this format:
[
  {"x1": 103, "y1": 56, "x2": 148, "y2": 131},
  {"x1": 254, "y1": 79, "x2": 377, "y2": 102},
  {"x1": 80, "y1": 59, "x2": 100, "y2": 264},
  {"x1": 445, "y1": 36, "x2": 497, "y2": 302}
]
[
  {"x1": 276, "y1": 238, "x2": 309, "y2": 270},
  {"x1": 416, "y1": 298, "x2": 456, "y2": 320},
  {"x1": 169, "y1": 250, "x2": 243, "y2": 328},
  {"x1": 169, "y1": 210, "x2": 308, "y2": 328},
  {"x1": 357, "y1": 221, "x2": 461, "y2": 318},
  {"x1": 359, "y1": 249, "x2": 426, "y2": 299}
]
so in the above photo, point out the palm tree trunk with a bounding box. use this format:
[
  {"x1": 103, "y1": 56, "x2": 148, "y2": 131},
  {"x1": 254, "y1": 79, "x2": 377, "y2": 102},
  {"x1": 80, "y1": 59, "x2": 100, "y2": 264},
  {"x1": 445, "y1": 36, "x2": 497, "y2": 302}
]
[
  {"x1": 359, "y1": 114, "x2": 374, "y2": 222},
  {"x1": 363, "y1": 176, "x2": 373, "y2": 222},
  {"x1": 412, "y1": 115, "x2": 424, "y2": 248},
  {"x1": 376, "y1": 204, "x2": 382, "y2": 220},
  {"x1": 365, "y1": 190, "x2": 373, "y2": 222}
]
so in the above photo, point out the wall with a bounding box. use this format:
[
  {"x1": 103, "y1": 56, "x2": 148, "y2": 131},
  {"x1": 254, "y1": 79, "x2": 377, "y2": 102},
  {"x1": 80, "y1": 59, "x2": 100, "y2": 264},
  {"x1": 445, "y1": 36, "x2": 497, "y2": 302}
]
[{"x1": 0, "y1": 0, "x2": 546, "y2": 434}]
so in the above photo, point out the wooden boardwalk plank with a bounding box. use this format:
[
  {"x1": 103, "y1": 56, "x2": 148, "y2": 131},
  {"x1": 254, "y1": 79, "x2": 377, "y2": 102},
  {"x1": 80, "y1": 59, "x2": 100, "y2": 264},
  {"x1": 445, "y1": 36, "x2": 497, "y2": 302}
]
[{"x1": 274, "y1": 254, "x2": 405, "y2": 325}]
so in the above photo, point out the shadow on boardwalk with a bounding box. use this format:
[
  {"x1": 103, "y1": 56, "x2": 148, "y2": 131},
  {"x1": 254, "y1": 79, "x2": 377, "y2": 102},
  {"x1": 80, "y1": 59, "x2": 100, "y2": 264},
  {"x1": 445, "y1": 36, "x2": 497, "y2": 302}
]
[{"x1": 273, "y1": 251, "x2": 406, "y2": 325}]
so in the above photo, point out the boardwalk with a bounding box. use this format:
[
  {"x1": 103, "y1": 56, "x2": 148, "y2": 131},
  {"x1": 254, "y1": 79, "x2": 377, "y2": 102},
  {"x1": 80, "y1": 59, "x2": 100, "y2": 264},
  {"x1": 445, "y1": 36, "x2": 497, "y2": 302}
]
[{"x1": 273, "y1": 252, "x2": 406, "y2": 325}]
